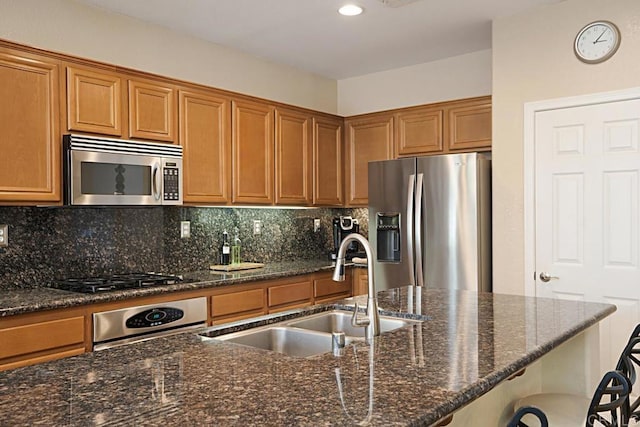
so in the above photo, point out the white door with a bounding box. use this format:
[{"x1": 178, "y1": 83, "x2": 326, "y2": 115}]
[{"x1": 535, "y1": 98, "x2": 640, "y2": 372}]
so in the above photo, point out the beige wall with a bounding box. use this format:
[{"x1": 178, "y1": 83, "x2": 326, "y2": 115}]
[
  {"x1": 337, "y1": 49, "x2": 492, "y2": 116},
  {"x1": 0, "y1": 0, "x2": 338, "y2": 114},
  {"x1": 492, "y1": 0, "x2": 640, "y2": 294}
]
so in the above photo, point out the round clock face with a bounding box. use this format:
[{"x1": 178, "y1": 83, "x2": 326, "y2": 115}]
[{"x1": 574, "y1": 21, "x2": 620, "y2": 64}]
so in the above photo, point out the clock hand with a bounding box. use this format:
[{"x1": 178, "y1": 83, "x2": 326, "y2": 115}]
[{"x1": 593, "y1": 29, "x2": 608, "y2": 44}]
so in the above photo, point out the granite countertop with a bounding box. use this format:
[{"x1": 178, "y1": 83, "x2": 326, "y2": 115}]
[
  {"x1": 0, "y1": 259, "x2": 338, "y2": 317},
  {"x1": 0, "y1": 287, "x2": 615, "y2": 426}
]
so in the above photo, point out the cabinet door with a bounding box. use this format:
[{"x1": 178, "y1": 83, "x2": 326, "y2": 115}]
[
  {"x1": 313, "y1": 116, "x2": 344, "y2": 206},
  {"x1": 179, "y1": 89, "x2": 231, "y2": 204},
  {"x1": 232, "y1": 99, "x2": 274, "y2": 204},
  {"x1": 446, "y1": 97, "x2": 492, "y2": 152},
  {"x1": 395, "y1": 106, "x2": 443, "y2": 156},
  {"x1": 211, "y1": 288, "x2": 265, "y2": 323},
  {"x1": 275, "y1": 107, "x2": 312, "y2": 205},
  {"x1": 66, "y1": 66, "x2": 123, "y2": 136},
  {"x1": 128, "y1": 78, "x2": 176, "y2": 142},
  {"x1": 267, "y1": 280, "x2": 312, "y2": 309},
  {"x1": 353, "y1": 269, "x2": 369, "y2": 297},
  {"x1": 0, "y1": 314, "x2": 85, "y2": 371},
  {"x1": 0, "y1": 50, "x2": 60, "y2": 203},
  {"x1": 314, "y1": 276, "x2": 351, "y2": 299},
  {"x1": 345, "y1": 114, "x2": 394, "y2": 206}
]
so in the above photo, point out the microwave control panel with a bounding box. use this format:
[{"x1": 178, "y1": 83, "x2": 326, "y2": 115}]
[{"x1": 163, "y1": 166, "x2": 180, "y2": 201}]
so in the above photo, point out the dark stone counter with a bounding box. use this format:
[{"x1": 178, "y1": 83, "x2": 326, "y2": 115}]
[
  {"x1": 0, "y1": 259, "x2": 336, "y2": 317},
  {"x1": 0, "y1": 287, "x2": 615, "y2": 426}
]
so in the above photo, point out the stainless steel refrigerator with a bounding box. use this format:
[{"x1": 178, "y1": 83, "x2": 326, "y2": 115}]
[{"x1": 368, "y1": 152, "x2": 491, "y2": 292}]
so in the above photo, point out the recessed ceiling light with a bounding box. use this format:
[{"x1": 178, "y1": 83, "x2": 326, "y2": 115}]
[{"x1": 338, "y1": 4, "x2": 363, "y2": 16}]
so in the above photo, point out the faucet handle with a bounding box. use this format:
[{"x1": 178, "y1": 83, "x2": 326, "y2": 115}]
[{"x1": 351, "y1": 302, "x2": 370, "y2": 328}]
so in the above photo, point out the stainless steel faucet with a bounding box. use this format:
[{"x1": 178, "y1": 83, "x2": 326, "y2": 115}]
[{"x1": 332, "y1": 233, "x2": 380, "y2": 341}]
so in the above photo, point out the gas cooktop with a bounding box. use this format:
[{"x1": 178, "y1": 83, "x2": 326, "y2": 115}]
[{"x1": 50, "y1": 273, "x2": 183, "y2": 294}]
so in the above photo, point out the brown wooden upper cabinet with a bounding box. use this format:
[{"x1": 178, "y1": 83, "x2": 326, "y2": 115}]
[
  {"x1": 128, "y1": 78, "x2": 177, "y2": 143},
  {"x1": 395, "y1": 106, "x2": 443, "y2": 157},
  {"x1": 179, "y1": 89, "x2": 231, "y2": 204},
  {"x1": 313, "y1": 116, "x2": 343, "y2": 206},
  {"x1": 0, "y1": 49, "x2": 60, "y2": 203},
  {"x1": 232, "y1": 99, "x2": 275, "y2": 204},
  {"x1": 66, "y1": 66, "x2": 123, "y2": 137},
  {"x1": 275, "y1": 107, "x2": 312, "y2": 205},
  {"x1": 446, "y1": 96, "x2": 492, "y2": 152},
  {"x1": 345, "y1": 113, "x2": 394, "y2": 206}
]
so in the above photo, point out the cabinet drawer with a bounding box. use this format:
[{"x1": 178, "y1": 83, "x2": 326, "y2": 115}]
[
  {"x1": 268, "y1": 280, "x2": 312, "y2": 307},
  {"x1": 0, "y1": 316, "x2": 85, "y2": 360},
  {"x1": 211, "y1": 288, "x2": 264, "y2": 318},
  {"x1": 314, "y1": 277, "x2": 352, "y2": 299}
]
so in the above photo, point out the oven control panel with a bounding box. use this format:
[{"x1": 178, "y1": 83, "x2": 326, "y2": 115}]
[{"x1": 126, "y1": 307, "x2": 184, "y2": 328}]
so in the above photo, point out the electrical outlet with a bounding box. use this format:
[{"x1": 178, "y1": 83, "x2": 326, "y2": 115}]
[
  {"x1": 180, "y1": 221, "x2": 190, "y2": 239},
  {"x1": 313, "y1": 219, "x2": 321, "y2": 233},
  {"x1": 0, "y1": 224, "x2": 7, "y2": 247},
  {"x1": 253, "y1": 220, "x2": 262, "y2": 235}
]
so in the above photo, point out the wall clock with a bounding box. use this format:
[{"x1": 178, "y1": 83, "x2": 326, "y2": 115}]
[{"x1": 574, "y1": 21, "x2": 621, "y2": 64}]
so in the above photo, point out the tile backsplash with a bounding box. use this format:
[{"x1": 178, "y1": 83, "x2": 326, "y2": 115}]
[{"x1": 0, "y1": 206, "x2": 367, "y2": 289}]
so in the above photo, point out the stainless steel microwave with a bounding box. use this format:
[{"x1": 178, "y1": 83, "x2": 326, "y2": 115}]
[{"x1": 63, "y1": 134, "x2": 183, "y2": 206}]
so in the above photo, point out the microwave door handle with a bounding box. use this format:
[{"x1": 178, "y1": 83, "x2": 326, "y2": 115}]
[
  {"x1": 415, "y1": 173, "x2": 424, "y2": 287},
  {"x1": 152, "y1": 163, "x2": 161, "y2": 201},
  {"x1": 406, "y1": 174, "x2": 416, "y2": 286}
]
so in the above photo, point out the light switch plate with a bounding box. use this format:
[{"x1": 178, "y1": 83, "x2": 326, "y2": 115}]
[
  {"x1": 180, "y1": 221, "x2": 190, "y2": 239},
  {"x1": 0, "y1": 224, "x2": 7, "y2": 247},
  {"x1": 313, "y1": 219, "x2": 321, "y2": 233}
]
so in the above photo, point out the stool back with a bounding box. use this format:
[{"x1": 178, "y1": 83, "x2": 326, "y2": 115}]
[
  {"x1": 586, "y1": 370, "x2": 631, "y2": 427},
  {"x1": 616, "y1": 336, "x2": 640, "y2": 420}
]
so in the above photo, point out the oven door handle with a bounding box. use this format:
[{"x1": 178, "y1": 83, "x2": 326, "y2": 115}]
[{"x1": 152, "y1": 162, "x2": 161, "y2": 201}]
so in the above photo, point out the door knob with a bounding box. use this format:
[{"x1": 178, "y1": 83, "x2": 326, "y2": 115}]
[{"x1": 539, "y1": 272, "x2": 559, "y2": 282}]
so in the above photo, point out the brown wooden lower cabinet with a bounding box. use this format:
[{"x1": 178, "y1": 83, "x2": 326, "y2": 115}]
[
  {"x1": 352, "y1": 268, "x2": 368, "y2": 296},
  {"x1": 210, "y1": 287, "x2": 266, "y2": 324},
  {"x1": 314, "y1": 272, "x2": 352, "y2": 303},
  {"x1": 268, "y1": 279, "x2": 312, "y2": 312},
  {"x1": 0, "y1": 310, "x2": 86, "y2": 371}
]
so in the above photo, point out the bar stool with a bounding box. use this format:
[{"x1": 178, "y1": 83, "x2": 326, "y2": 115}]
[
  {"x1": 512, "y1": 370, "x2": 630, "y2": 426},
  {"x1": 618, "y1": 336, "x2": 640, "y2": 423},
  {"x1": 508, "y1": 406, "x2": 548, "y2": 427},
  {"x1": 512, "y1": 329, "x2": 640, "y2": 426}
]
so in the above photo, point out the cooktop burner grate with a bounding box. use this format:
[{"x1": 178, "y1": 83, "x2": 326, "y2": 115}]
[{"x1": 50, "y1": 273, "x2": 183, "y2": 293}]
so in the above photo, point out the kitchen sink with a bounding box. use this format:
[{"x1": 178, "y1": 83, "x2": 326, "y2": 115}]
[
  {"x1": 287, "y1": 310, "x2": 419, "y2": 338},
  {"x1": 202, "y1": 309, "x2": 423, "y2": 358},
  {"x1": 215, "y1": 326, "x2": 354, "y2": 358}
]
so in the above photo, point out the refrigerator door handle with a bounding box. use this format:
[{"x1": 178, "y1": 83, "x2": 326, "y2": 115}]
[
  {"x1": 407, "y1": 174, "x2": 416, "y2": 286},
  {"x1": 415, "y1": 173, "x2": 424, "y2": 286}
]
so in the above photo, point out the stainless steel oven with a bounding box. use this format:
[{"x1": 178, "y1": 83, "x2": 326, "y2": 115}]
[
  {"x1": 63, "y1": 134, "x2": 183, "y2": 206},
  {"x1": 93, "y1": 297, "x2": 207, "y2": 350}
]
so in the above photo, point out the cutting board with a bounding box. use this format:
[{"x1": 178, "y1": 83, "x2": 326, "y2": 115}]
[{"x1": 210, "y1": 262, "x2": 265, "y2": 272}]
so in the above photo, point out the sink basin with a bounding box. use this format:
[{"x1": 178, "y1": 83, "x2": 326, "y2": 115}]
[
  {"x1": 215, "y1": 326, "x2": 349, "y2": 358},
  {"x1": 287, "y1": 310, "x2": 419, "y2": 338},
  {"x1": 202, "y1": 309, "x2": 423, "y2": 358}
]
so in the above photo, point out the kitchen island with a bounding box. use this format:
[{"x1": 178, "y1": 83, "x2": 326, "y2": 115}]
[{"x1": 0, "y1": 287, "x2": 614, "y2": 426}]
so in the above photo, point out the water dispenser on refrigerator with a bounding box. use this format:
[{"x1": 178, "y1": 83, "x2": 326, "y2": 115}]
[{"x1": 376, "y1": 213, "x2": 401, "y2": 262}]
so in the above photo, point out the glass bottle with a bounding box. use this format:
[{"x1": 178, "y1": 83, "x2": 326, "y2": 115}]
[
  {"x1": 231, "y1": 227, "x2": 241, "y2": 264},
  {"x1": 220, "y1": 231, "x2": 230, "y2": 265}
]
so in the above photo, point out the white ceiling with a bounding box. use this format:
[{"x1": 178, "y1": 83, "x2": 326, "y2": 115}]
[{"x1": 75, "y1": 0, "x2": 563, "y2": 79}]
